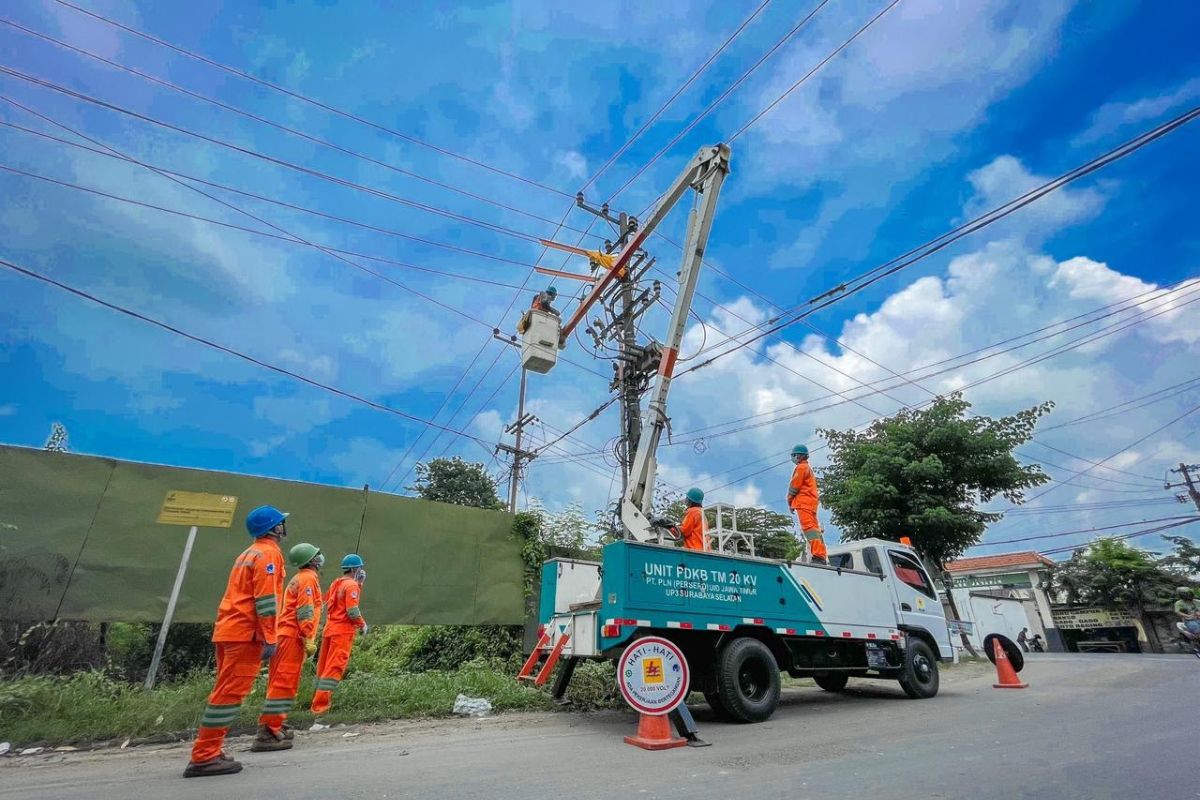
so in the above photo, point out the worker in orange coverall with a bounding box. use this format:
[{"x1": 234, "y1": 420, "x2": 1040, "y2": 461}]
[
  {"x1": 788, "y1": 444, "x2": 827, "y2": 564},
  {"x1": 678, "y1": 487, "x2": 710, "y2": 551},
  {"x1": 310, "y1": 554, "x2": 368, "y2": 714},
  {"x1": 183, "y1": 505, "x2": 287, "y2": 778},
  {"x1": 251, "y1": 542, "x2": 324, "y2": 752}
]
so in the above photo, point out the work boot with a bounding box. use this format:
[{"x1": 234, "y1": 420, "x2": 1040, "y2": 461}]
[
  {"x1": 183, "y1": 756, "x2": 243, "y2": 778},
  {"x1": 280, "y1": 722, "x2": 295, "y2": 740},
  {"x1": 248, "y1": 724, "x2": 293, "y2": 752},
  {"x1": 811, "y1": 555, "x2": 828, "y2": 566}
]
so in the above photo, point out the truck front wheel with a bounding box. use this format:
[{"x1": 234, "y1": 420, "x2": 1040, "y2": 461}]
[
  {"x1": 715, "y1": 637, "x2": 780, "y2": 723},
  {"x1": 898, "y1": 639, "x2": 939, "y2": 699}
]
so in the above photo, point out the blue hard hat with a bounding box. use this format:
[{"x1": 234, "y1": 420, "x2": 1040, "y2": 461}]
[
  {"x1": 685, "y1": 487, "x2": 704, "y2": 505},
  {"x1": 791, "y1": 444, "x2": 809, "y2": 457},
  {"x1": 246, "y1": 505, "x2": 288, "y2": 537},
  {"x1": 341, "y1": 553, "x2": 365, "y2": 570},
  {"x1": 546, "y1": 286, "x2": 558, "y2": 297}
]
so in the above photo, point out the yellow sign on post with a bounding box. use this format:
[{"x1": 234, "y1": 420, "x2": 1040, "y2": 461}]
[{"x1": 156, "y1": 491, "x2": 238, "y2": 529}]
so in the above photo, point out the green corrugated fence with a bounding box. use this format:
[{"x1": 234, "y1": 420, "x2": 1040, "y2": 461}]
[{"x1": 0, "y1": 446, "x2": 523, "y2": 625}]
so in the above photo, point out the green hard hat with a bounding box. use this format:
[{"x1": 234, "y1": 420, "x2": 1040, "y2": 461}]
[
  {"x1": 791, "y1": 444, "x2": 809, "y2": 457},
  {"x1": 686, "y1": 487, "x2": 704, "y2": 504},
  {"x1": 288, "y1": 542, "x2": 321, "y2": 569}
]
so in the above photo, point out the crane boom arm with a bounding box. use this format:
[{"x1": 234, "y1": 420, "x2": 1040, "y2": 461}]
[{"x1": 620, "y1": 143, "x2": 731, "y2": 542}]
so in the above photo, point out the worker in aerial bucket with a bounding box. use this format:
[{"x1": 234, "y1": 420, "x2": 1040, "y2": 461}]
[
  {"x1": 677, "y1": 487, "x2": 710, "y2": 551},
  {"x1": 787, "y1": 445, "x2": 827, "y2": 564},
  {"x1": 310, "y1": 554, "x2": 369, "y2": 715},
  {"x1": 531, "y1": 285, "x2": 559, "y2": 315},
  {"x1": 251, "y1": 542, "x2": 325, "y2": 752},
  {"x1": 183, "y1": 505, "x2": 288, "y2": 778}
]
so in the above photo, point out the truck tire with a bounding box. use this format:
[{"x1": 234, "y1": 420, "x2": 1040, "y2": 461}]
[
  {"x1": 898, "y1": 639, "x2": 939, "y2": 699},
  {"x1": 715, "y1": 637, "x2": 780, "y2": 723},
  {"x1": 814, "y1": 673, "x2": 849, "y2": 693}
]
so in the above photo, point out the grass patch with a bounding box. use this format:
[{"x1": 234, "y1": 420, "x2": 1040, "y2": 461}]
[{"x1": 0, "y1": 659, "x2": 558, "y2": 748}]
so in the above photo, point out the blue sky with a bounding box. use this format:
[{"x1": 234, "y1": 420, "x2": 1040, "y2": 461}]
[{"x1": 2, "y1": 0, "x2": 1198, "y2": 559}]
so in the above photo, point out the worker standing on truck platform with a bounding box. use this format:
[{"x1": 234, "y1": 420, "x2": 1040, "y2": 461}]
[
  {"x1": 787, "y1": 445, "x2": 827, "y2": 565},
  {"x1": 251, "y1": 542, "x2": 325, "y2": 752},
  {"x1": 310, "y1": 554, "x2": 368, "y2": 715},
  {"x1": 183, "y1": 505, "x2": 288, "y2": 778},
  {"x1": 678, "y1": 487, "x2": 710, "y2": 551},
  {"x1": 531, "y1": 285, "x2": 559, "y2": 315}
]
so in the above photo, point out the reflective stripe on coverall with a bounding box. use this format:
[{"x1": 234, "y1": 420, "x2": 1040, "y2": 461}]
[{"x1": 259, "y1": 568, "x2": 322, "y2": 733}]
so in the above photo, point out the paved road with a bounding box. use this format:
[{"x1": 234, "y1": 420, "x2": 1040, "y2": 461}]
[{"x1": 2, "y1": 654, "x2": 1195, "y2": 800}]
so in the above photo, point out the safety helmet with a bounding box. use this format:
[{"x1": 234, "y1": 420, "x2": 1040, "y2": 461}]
[
  {"x1": 341, "y1": 553, "x2": 365, "y2": 570},
  {"x1": 1178, "y1": 586, "x2": 1196, "y2": 598},
  {"x1": 289, "y1": 542, "x2": 321, "y2": 570},
  {"x1": 685, "y1": 487, "x2": 704, "y2": 505},
  {"x1": 791, "y1": 444, "x2": 809, "y2": 457},
  {"x1": 246, "y1": 505, "x2": 288, "y2": 537},
  {"x1": 546, "y1": 286, "x2": 558, "y2": 298}
]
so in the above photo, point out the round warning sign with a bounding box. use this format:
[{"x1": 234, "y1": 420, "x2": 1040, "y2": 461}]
[{"x1": 617, "y1": 636, "x2": 690, "y2": 715}]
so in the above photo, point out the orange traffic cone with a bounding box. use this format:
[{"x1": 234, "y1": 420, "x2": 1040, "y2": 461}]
[
  {"x1": 624, "y1": 713, "x2": 687, "y2": 751},
  {"x1": 992, "y1": 637, "x2": 1029, "y2": 689}
]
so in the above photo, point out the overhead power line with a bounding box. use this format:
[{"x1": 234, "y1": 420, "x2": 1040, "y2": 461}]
[
  {"x1": 48, "y1": 0, "x2": 574, "y2": 198},
  {"x1": 578, "y1": 0, "x2": 772, "y2": 194},
  {"x1": 0, "y1": 17, "x2": 578, "y2": 230},
  {"x1": 0, "y1": 161, "x2": 533, "y2": 292},
  {"x1": 0, "y1": 69, "x2": 598, "y2": 246},
  {"x1": 680, "y1": 105, "x2": 1200, "y2": 374},
  {"x1": 0, "y1": 257, "x2": 488, "y2": 445},
  {"x1": 1039, "y1": 517, "x2": 1199, "y2": 557},
  {"x1": 607, "y1": 0, "x2": 832, "y2": 202},
  {"x1": 972, "y1": 515, "x2": 1200, "y2": 548}
]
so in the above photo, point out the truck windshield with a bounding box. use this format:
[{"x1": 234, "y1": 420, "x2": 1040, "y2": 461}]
[{"x1": 889, "y1": 552, "x2": 936, "y2": 599}]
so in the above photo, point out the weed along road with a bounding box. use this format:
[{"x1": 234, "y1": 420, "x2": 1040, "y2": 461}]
[{"x1": 2, "y1": 654, "x2": 1193, "y2": 799}]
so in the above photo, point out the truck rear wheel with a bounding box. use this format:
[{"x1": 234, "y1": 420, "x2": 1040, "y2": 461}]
[
  {"x1": 814, "y1": 673, "x2": 849, "y2": 692},
  {"x1": 898, "y1": 639, "x2": 939, "y2": 699},
  {"x1": 715, "y1": 637, "x2": 780, "y2": 723}
]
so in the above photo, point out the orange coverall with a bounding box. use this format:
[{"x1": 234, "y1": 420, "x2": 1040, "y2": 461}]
[
  {"x1": 788, "y1": 460, "x2": 827, "y2": 560},
  {"x1": 189, "y1": 538, "x2": 285, "y2": 765},
  {"x1": 258, "y1": 567, "x2": 322, "y2": 735},
  {"x1": 680, "y1": 506, "x2": 709, "y2": 551},
  {"x1": 311, "y1": 575, "x2": 366, "y2": 714}
]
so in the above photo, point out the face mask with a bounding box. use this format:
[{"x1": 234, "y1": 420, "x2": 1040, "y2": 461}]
[
  {"x1": 312, "y1": 554, "x2": 325, "y2": 571},
  {"x1": 355, "y1": 567, "x2": 367, "y2": 586}
]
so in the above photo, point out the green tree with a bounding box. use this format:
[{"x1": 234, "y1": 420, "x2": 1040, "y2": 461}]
[
  {"x1": 409, "y1": 457, "x2": 503, "y2": 509},
  {"x1": 1160, "y1": 535, "x2": 1200, "y2": 578},
  {"x1": 659, "y1": 501, "x2": 801, "y2": 560},
  {"x1": 1051, "y1": 538, "x2": 1185, "y2": 650},
  {"x1": 818, "y1": 394, "x2": 1052, "y2": 569}
]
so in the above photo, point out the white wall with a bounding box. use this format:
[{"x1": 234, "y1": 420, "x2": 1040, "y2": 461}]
[{"x1": 950, "y1": 588, "x2": 1034, "y2": 650}]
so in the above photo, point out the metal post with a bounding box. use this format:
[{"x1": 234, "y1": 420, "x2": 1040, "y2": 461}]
[
  {"x1": 1171, "y1": 463, "x2": 1200, "y2": 512},
  {"x1": 508, "y1": 367, "x2": 528, "y2": 513},
  {"x1": 144, "y1": 524, "x2": 198, "y2": 690}
]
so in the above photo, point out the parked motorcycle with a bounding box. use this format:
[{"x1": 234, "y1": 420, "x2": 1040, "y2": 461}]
[
  {"x1": 1028, "y1": 634, "x2": 1045, "y2": 653},
  {"x1": 1175, "y1": 621, "x2": 1200, "y2": 659}
]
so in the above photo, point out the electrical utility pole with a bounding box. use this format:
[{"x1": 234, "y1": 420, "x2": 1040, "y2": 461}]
[
  {"x1": 573, "y1": 195, "x2": 660, "y2": 496},
  {"x1": 1166, "y1": 463, "x2": 1200, "y2": 512},
  {"x1": 493, "y1": 331, "x2": 538, "y2": 513}
]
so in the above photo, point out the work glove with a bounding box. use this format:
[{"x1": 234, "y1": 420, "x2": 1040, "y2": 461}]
[
  {"x1": 261, "y1": 643, "x2": 278, "y2": 662},
  {"x1": 304, "y1": 638, "x2": 317, "y2": 656},
  {"x1": 358, "y1": 624, "x2": 371, "y2": 637}
]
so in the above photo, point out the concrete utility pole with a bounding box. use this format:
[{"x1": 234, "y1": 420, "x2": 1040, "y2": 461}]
[
  {"x1": 1166, "y1": 463, "x2": 1200, "y2": 512},
  {"x1": 492, "y1": 331, "x2": 538, "y2": 512},
  {"x1": 574, "y1": 195, "x2": 659, "y2": 493}
]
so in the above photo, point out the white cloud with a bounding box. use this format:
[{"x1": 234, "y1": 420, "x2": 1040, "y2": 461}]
[
  {"x1": 963, "y1": 156, "x2": 1107, "y2": 242},
  {"x1": 555, "y1": 150, "x2": 588, "y2": 181},
  {"x1": 1074, "y1": 78, "x2": 1200, "y2": 147}
]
